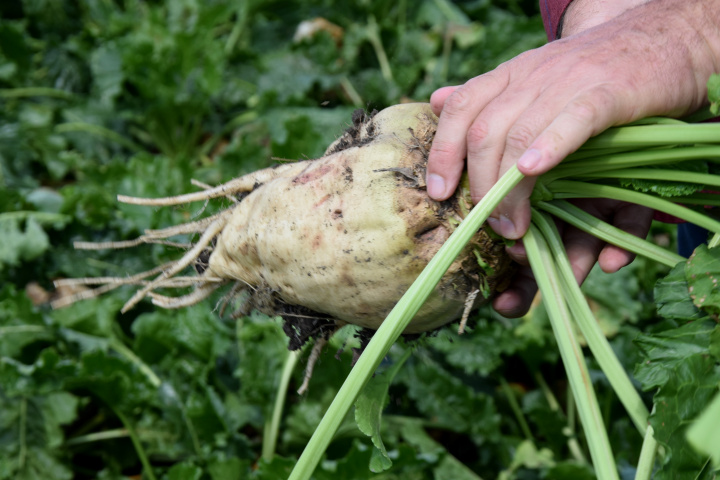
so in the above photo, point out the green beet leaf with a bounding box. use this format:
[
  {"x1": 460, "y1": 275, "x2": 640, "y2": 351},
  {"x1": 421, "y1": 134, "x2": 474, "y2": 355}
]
[
  {"x1": 634, "y1": 320, "x2": 715, "y2": 390},
  {"x1": 619, "y1": 160, "x2": 707, "y2": 197},
  {"x1": 686, "y1": 244, "x2": 720, "y2": 315},
  {"x1": 354, "y1": 348, "x2": 412, "y2": 472},
  {"x1": 686, "y1": 391, "x2": 720, "y2": 467},
  {"x1": 0, "y1": 218, "x2": 50, "y2": 271},
  {"x1": 635, "y1": 320, "x2": 720, "y2": 478},
  {"x1": 654, "y1": 262, "x2": 705, "y2": 322},
  {"x1": 648, "y1": 354, "x2": 719, "y2": 479}
]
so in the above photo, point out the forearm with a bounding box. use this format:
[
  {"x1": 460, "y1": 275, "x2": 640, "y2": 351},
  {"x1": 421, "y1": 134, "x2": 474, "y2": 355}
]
[
  {"x1": 561, "y1": 0, "x2": 720, "y2": 115},
  {"x1": 560, "y1": 0, "x2": 648, "y2": 37}
]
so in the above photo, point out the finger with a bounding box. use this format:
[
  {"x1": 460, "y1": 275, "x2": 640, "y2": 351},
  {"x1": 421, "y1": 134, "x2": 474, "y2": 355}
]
[
  {"x1": 426, "y1": 71, "x2": 510, "y2": 200},
  {"x1": 505, "y1": 239, "x2": 528, "y2": 265},
  {"x1": 563, "y1": 224, "x2": 606, "y2": 284},
  {"x1": 489, "y1": 94, "x2": 572, "y2": 237},
  {"x1": 463, "y1": 93, "x2": 547, "y2": 238},
  {"x1": 488, "y1": 177, "x2": 536, "y2": 239},
  {"x1": 492, "y1": 265, "x2": 537, "y2": 318},
  {"x1": 517, "y1": 86, "x2": 626, "y2": 177},
  {"x1": 429, "y1": 86, "x2": 460, "y2": 116},
  {"x1": 597, "y1": 203, "x2": 653, "y2": 273}
]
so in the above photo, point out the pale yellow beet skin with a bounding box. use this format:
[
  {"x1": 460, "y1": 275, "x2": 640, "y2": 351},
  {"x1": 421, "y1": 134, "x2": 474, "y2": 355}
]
[{"x1": 207, "y1": 103, "x2": 496, "y2": 333}]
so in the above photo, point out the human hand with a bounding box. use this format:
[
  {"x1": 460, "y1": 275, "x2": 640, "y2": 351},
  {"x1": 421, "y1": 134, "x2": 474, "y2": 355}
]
[
  {"x1": 491, "y1": 200, "x2": 654, "y2": 318},
  {"x1": 426, "y1": 0, "x2": 719, "y2": 240},
  {"x1": 426, "y1": 0, "x2": 718, "y2": 316}
]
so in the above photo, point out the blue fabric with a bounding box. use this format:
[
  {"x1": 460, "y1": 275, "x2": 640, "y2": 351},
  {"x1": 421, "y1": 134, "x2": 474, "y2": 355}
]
[{"x1": 677, "y1": 223, "x2": 708, "y2": 258}]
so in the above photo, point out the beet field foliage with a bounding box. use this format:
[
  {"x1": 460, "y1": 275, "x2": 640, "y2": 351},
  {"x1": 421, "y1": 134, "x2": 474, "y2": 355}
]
[{"x1": 3, "y1": 1, "x2": 720, "y2": 479}]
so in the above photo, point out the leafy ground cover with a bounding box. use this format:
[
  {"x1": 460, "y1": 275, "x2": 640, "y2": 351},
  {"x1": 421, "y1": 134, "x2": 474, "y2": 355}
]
[{"x1": 2, "y1": 1, "x2": 719, "y2": 479}]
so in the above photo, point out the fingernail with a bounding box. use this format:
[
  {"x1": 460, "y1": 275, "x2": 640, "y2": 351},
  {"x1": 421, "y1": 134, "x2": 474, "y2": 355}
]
[
  {"x1": 499, "y1": 214, "x2": 517, "y2": 239},
  {"x1": 518, "y1": 148, "x2": 541, "y2": 172},
  {"x1": 426, "y1": 173, "x2": 446, "y2": 199},
  {"x1": 487, "y1": 217, "x2": 501, "y2": 235}
]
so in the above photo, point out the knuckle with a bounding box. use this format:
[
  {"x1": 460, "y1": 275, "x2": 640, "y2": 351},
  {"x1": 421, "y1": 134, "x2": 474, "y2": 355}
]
[
  {"x1": 466, "y1": 119, "x2": 491, "y2": 146},
  {"x1": 506, "y1": 123, "x2": 536, "y2": 152},
  {"x1": 567, "y1": 85, "x2": 615, "y2": 125},
  {"x1": 428, "y1": 140, "x2": 463, "y2": 168},
  {"x1": 442, "y1": 87, "x2": 473, "y2": 116}
]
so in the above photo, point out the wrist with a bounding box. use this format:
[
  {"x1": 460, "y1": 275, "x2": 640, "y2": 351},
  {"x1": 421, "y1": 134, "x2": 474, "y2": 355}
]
[{"x1": 560, "y1": 0, "x2": 648, "y2": 37}]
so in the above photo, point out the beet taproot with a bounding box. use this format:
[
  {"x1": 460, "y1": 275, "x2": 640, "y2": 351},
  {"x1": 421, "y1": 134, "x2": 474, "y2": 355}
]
[{"x1": 55, "y1": 103, "x2": 515, "y2": 345}]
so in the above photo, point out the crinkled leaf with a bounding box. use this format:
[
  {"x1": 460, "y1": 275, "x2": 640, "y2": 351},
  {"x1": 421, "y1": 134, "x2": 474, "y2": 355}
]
[
  {"x1": 0, "y1": 349, "x2": 75, "y2": 397},
  {"x1": 649, "y1": 354, "x2": 720, "y2": 479},
  {"x1": 430, "y1": 316, "x2": 530, "y2": 376},
  {"x1": 69, "y1": 349, "x2": 156, "y2": 408},
  {"x1": 0, "y1": 389, "x2": 78, "y2": 480},
  {"x1": 233, "y1": 313, "x2": 289, "y2": 411},
  {"x1": 396, "y1": 352, "x2": 501, "y2": 444},
  {"x1": 582, "y1": 263, "x2": 643, "y2": 333},
  {"x1": 132, "y1": 307, "x2": 232, "y2": 364},
  {"x1": 0, "y1": 446, "x2": 73, "y2": 480},
  {"x1": 50, "y1": 296, "x2": 122, "y2": 339},
  {"x1": 686, "y1": 244, "x2": 720, "y2": 315},
  {"x1": 521, "y1": 390, "x2": 568, "y2": 452},
  {"x1": 620, "y1": 161, "x2": 708, "y2": 197},
  {"x1": 397, "y1": 418, "x2": 482, "y2": 480},
  {"x1": 655, "y1": 262, "x2": 705, "y2": 321},
  {"x1": 634, "y1": 320, "x2": 715, "y2": 390},
  {"x1": 635, "y1": 320, "x2": 720, "y2": 478},
  {"x1": 263, "y1": 107, "x2": 354, "y2": 158}
]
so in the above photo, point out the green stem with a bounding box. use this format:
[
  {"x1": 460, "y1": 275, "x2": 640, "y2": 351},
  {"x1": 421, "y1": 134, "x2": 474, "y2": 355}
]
[
  {"x1": 109, "y1": 338, "x2": 162, "y2": 388},
  {"x1": 66, "y1": 428, "x2": 129, "y2": 446},
  {"x1": 536, "y1": 200, "x2": 683, "y2": 268},
  {"x1": 262, "y1": 351, "x2": 299, "y2": 461},
  {"x1": 625, "y1": 117, "x2": 688, "y2": 126},
  {"x1": 499, "y1": 377, "x2": 534, "y2": 442},
  {"x1": 574, "y1": 169, "x2": 720, "y2": 188},
  {"x1": 340, "y1": 76, "x2": 364, "y2": 107},
  {"x1": 199, "y1": 110, "x2": 258, "y2": 158},
  {"x1": 548, "y1": 146, "x2": 720, "y2": 180},
  {"x1": 663, "y1": 193, "x2": 720, "y2": 206},
  {"x1": 224, "y1": 2, "x2": 248, "y2": 54},
  {"x1": 710, "y1": 232, "x2": 720, "y2": 249},
  {"x1": 533, "y1": 371, "x2": 588, "y2": 464},
  {"x1": 533, "y1": 371, "x2": 560, "y2": 411},
  {"x1": 634, "y1": 425, "x2": 658, "y2": 480},
  {"x1": 366, "y1": 15, "x2": 394, "y2": 83},
  {"x1": 0, "y1": 87, "x2": 74, "y2": 99},
  {"x1": 531, "y1": 211, "x2": 650, "y2": 435},
  {"x1": 113, "y1": 408, "x2": 157, "y2": 480},
  {"x1": 18, "y1": 398, "x2": 27, "y2": 471},
  {"x1": 288, "y1": 166, "x2": 525, "y2": 480},
  {"x1": 548, "y1": 180, "x2": 720, "y2": 235},
  {"x1": 524, "y1": 224, "x2": 619, "y2": 480},
  {"x1": 582, "y1": 124, "x2": 720, "y2": 149}
]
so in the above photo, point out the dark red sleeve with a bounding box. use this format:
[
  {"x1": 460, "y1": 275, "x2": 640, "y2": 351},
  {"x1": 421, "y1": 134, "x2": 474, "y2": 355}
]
[{"x1": 540, "y1": 0, "x2": 574, "y2": 41}]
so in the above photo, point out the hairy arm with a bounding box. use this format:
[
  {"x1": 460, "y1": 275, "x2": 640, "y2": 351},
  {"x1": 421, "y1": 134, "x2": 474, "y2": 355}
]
[{"x1": 429, "y1": 0, "x2": 720, "y2": 316}]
